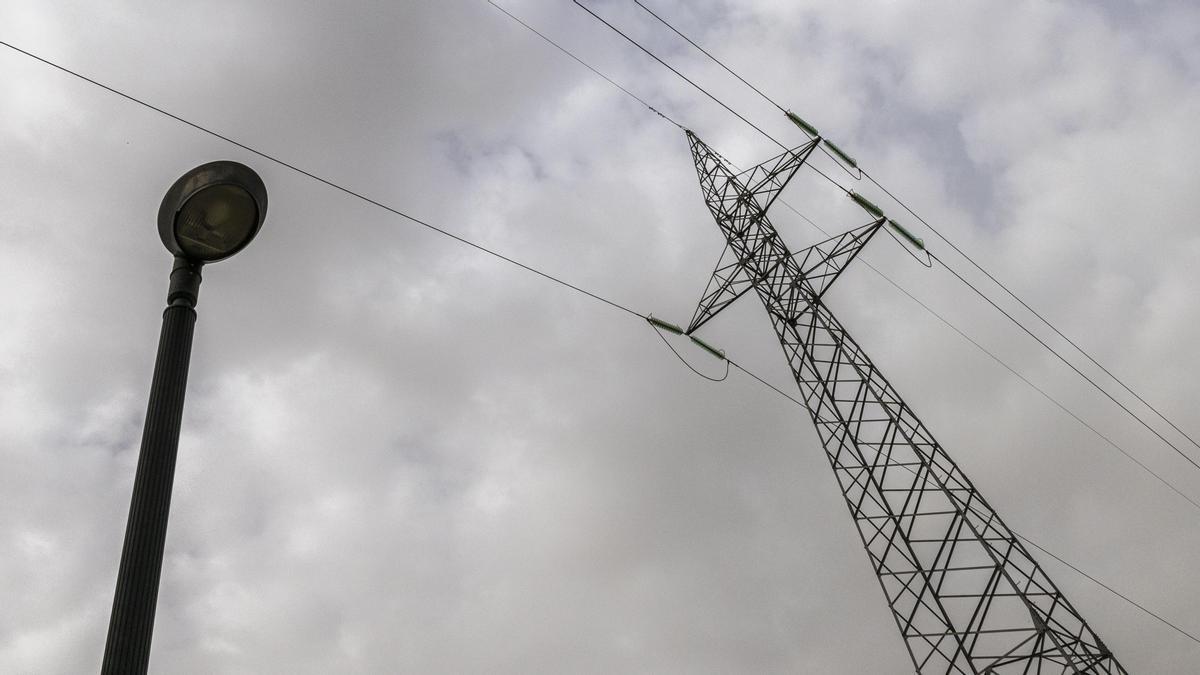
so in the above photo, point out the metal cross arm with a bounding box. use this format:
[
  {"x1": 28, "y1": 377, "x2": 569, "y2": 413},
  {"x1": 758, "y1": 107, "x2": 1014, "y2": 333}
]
[{"x1": 683, "y1": 131, "x2": 882, "y2": 335}]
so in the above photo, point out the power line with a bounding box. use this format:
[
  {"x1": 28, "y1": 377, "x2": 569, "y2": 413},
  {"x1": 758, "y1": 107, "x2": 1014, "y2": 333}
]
[
  {"x1": 592, "y1": 0, "x2": 1200, "y2": 477},
  {"x1": 933, "y1": 251, "x2": 1200, "y2": 474},
  {"x1": 632, "y1": 0, "x2": 787, "y2": 114},
  {"x1": 627, "y1": 0, "x2": 1200, "y2": 464},
  {"x1": 566, "y1": 0, "x2": 860, "y2": 202},
  {"x1": 1016, "y1": 533, "x2": 1200, "y2": 646},
  {"x1": 867, "y1": 171, "x2": 1200, "y2": 456},
  {"x1": 570, "y1": 0, "x2": 787, "y2": 151},
  {"x1": 649, "y1": 320, "x2": 730, "y2": 382},
  {"x1": 571, "y1": 0, "x2": 864, "y2": 202},
  {"x1": 875, "y1": 448, "x2": 1200, "y2": 649},
  {"x1": 483, "y1": 1, "x2": 1200, "y2": 510},
  {"x1": 737, "y1": 343, "x2": 1200, "y2": 649},
  {"x1": 0, "y1": 39, "x2": 644, "y2": 324},
  {"x1": 3, "y1": 25, "x2": 1196, "y2": 655},
  {"x1": 726, "y1": 360, "x2": 803, "y2": 408},
  {"x1": 877, "y1": 257, "x2": 1200, "y2": 513},
  {"x1": 486, "y1": 0, "x2": 684, "y2": 130},
  {"x1": 478, "y1": 5, "x2": 1200, "y2": 647}
]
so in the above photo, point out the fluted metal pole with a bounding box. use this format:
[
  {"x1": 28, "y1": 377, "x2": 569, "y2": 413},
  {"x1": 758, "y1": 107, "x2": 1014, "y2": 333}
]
[{"x1": 102, "y1": 257, "x2": 203, "y2": 675}]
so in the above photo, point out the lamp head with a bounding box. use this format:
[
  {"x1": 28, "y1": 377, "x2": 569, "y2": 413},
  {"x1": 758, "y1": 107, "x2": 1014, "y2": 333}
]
[{"x1": 158, "y1": 161, "x2": 267, "y2": 262}]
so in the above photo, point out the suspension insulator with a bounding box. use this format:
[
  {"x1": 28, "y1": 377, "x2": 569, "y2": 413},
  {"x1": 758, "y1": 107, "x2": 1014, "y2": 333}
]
[
  {"x1": 849, "y1": 191, "x2": 885, "y2": 219},
  {"x1": 785, "y1": 111, "x2": 819, "y2": 138},
  {"x1": 887, "y1": 218, "x2": 925, "y2": 251},
  {"x1": 647, "y1": 316, "x2": 684, "y2": 335},
  {"x1": 824, "y1": 139, "x2": 858, "y2": 169},
  {"x1": 689, "y1": 334, "x2": 726, "y2": 360}
]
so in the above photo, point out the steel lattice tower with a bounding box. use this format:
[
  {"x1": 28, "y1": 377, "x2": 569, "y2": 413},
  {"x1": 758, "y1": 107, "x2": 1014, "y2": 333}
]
[{"x1": 681, "y1": 131, "x2": 1126, "y2": 674}]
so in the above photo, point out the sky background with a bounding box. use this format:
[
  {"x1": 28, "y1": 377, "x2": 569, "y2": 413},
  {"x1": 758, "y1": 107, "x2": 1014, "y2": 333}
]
[{"x1": 2, "y1": 0, "x2": 1199, "y2": 672}]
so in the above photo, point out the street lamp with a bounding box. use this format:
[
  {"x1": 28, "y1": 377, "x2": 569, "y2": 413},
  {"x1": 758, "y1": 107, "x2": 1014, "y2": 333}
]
[{"x1": 102, "y1": 161, "x2": 267, "y2": 675}]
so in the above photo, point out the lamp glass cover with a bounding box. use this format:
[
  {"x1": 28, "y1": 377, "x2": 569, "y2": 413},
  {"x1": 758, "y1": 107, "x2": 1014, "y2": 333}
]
[{"x1": 174, "y1": 184, "x2": 258, "y2": 261}]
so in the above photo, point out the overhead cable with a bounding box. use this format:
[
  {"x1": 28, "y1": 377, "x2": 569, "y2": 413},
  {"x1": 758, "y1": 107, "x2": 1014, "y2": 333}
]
[
  {"x1": 3, "y1": 28, "x2": 1197, "y2": 651},
  {"x1": 486, "y1": 0, "x2": 684, "y2": 130},
  {"x1": 570, "y1": 0, "x2": 788, "y2": 151},
  {"x1": 648, "y1": 319, "x2": 730, "y2": 382},
  {"x1": 580, "y1": 0, "x2": 1200, "y2": 473},
  {"x1": 933, "y1": 251, "x2": 1200, "y2": 474},
  {"x1": 0, "y1": 40, "x2": 645, "y2": 324},
  {"x1": 628, "y1": 0, "x2": 1200, "y2": 462},
  {"x1": 485, "y1": 2, "x2": 1200, "y2": 511},
  {"x1": 868, "y1": 172, "x2": 1200, "y2": 456},
  {"x1": 633, "y1": 0, "x2": 787, "y2": 114}
]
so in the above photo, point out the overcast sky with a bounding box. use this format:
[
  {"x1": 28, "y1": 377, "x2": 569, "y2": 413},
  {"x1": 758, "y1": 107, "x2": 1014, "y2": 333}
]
[{"x1": 2, "y1": 0, "x2": 1199, "y2": 672}]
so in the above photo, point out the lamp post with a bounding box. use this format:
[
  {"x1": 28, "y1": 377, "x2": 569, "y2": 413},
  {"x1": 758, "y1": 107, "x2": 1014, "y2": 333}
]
[{"x1": 102, "y1": 161, "x2": 267, "y2": 675}]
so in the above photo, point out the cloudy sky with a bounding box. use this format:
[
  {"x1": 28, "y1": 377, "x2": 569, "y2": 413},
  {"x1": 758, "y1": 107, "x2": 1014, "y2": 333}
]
[{"x1": 3, "y1": 0, "x2": 1199, "y2": 672}]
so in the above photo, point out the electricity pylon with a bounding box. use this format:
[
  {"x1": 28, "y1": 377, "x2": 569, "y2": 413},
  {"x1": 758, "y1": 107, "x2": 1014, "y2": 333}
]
[{"x1": 682, "y1": 130, "x2": 1125, "y2": 674}]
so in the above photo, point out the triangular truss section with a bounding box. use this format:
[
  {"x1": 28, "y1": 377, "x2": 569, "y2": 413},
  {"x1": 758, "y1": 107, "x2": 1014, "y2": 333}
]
[
  {"x1": 686, "y1": 243, "x2": 756, "y2": 335},
  {"x1": 794, "y1": 219, "x2": 882, "y2": 302},
  {"x1": 684, "y1": 132, "x2": 819, "y2": 334}
]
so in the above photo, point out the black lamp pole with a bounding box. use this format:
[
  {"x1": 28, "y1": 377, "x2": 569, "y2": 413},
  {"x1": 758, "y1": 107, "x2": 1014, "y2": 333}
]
[
  {"x1": 101, "y1": 257, "x2": 202, "y2": 674},
  {"x1": 102, "y1": 162, "x2": 267, "y2": 675}
]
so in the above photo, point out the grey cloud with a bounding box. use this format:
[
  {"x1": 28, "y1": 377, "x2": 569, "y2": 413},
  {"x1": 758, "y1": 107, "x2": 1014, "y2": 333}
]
[{"x1": 1, "y1": 0, "x2": 1198, "y2": 673}]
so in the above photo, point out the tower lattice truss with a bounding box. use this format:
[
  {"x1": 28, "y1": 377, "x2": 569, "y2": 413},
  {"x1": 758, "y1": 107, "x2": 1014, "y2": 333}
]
[{"x1": 682, "y1": 131, "x2": 1126, "y2": 674}]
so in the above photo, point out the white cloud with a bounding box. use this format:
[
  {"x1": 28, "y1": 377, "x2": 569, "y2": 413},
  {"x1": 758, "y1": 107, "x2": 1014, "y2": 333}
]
[{"x1": 1, "y1": 0, "x2": 1198, "y2": 672}]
